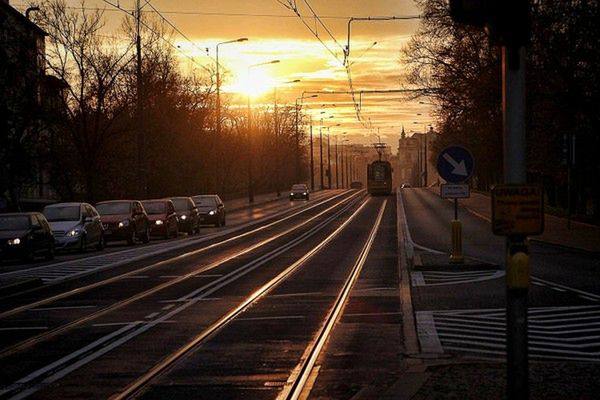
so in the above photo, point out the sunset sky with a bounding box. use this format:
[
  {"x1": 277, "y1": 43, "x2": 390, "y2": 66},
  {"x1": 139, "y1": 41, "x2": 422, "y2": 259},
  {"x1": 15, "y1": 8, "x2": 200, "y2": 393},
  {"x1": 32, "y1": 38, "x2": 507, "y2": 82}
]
[{"x1": 20, "y1": 0, "x2": 433, "y2": 153}]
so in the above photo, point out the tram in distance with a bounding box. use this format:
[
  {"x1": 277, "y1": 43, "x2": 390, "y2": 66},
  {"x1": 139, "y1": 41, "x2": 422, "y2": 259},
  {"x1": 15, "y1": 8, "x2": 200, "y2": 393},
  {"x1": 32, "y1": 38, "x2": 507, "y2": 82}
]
[{"x1": 367, "y1": 160, "x2": 393, "y2": 195}]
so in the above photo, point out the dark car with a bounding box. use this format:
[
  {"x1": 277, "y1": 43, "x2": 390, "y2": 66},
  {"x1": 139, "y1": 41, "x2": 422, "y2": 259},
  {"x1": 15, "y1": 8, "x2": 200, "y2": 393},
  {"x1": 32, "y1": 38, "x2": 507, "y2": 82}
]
[
  {"x1": 0, "y1": 213, "x2": 54, "y2": 262},
  {"x1": 192, "y1": 195, "x2": 226, "y2": 227},
  {"x1": 350, "y1": 181, "x2": 363, "y2": 189},
  {"x1": 142, "y1": 199, "x2": 179, "y2": 239},
  {"x1": 43, "y1": 202, "x2": 104, "y2": 252},
  {"x1": 289, "y1": 184, "x2": 310, "y2": 201},
  {"x1": 95, "y1": 200, "x2": 150, "y2": 245},
  {"x1": 169, "y1": 197, "x2": 200, "y2": 235}
]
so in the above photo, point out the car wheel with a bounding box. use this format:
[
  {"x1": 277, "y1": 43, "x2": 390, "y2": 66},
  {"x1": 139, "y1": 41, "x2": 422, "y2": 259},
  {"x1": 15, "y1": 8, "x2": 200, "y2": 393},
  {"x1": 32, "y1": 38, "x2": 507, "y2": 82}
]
[
  {"x1": 215, "y1": 217, "x2": 221, "y2": 228},
  {"x1": 45, "y1": 243, "x2": 55, "y2": 261},
  {"x1": 127, "y1": 228, "x2": 136, "y2": 245},
  {"x1": 222, "y1": 216, "x2": 226, "y2": 226},
  {"x1": 96, "y1": 234, "x2": 105, "y2": 251},
  {"x1": 173, "y1": 226, "x2": 179, "y2": 238},
  {"x1": 142, "y1": 225, "x2": 150, "y2": 243},
  {"x1": 79, "y1": 235, "x2": 87, "y2": 253}
]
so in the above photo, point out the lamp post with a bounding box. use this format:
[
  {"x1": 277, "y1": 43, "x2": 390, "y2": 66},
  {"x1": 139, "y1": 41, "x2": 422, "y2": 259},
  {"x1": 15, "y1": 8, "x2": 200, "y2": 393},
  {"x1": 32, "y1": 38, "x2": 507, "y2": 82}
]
[
  {"x1": 295, "y1": 94, "x2": 318, "y2": 183},
  {"x1": 325, "y1": 124, "x2": 340, "y2": 189},
  {"x1": 247, "y1": 59, "x2": 280, "y2": 203},
  {"x1": 342, "y1": 138, "x2": 350, "y2": 188},
  {"x1": 273, "y1": 79, "x2": 300, "y2": 197},
  {"x1": 319, "y1": 114, "x2": 333, "y2": 189},
  {"x1": 216, "y1": 38, "x2": 247, "y2": 191}
]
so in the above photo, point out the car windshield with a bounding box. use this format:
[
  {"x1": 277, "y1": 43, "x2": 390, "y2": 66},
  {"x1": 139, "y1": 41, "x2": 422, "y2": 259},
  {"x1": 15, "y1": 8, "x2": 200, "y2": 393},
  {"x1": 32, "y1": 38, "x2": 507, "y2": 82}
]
[
  {"x1": 96, "y1": 202, "x2": 131, "y2": 215},
  {"x1": 43, "y1": 205, "x2": 80, "y2": 222},
  {"x1": 171, "y1": 198, "x2": 190, "y2": 211},
  {"x1": 192, "y1": 196, "x2": 217, "y2": 207},
  {"x1": 142, "y1": 202, "x2": 166, "y2": 214},
  {"x1": 0, "y1": 215, "x2": 30, "y2": 230},
  {"x1": 292, "y1": 185, "x2": 307, "y2": 190}
]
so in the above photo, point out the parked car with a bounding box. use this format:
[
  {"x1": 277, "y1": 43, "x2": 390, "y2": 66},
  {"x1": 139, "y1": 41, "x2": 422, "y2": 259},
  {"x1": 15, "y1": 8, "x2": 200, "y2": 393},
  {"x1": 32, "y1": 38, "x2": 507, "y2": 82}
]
[
  {"x1": 192, "y1": 194, "x2": 226, "y2": 227},
  {"x1": 95, "y1": 200, "x2": 150, "y2": 245},
  {"x1": 350, "y1": 181, "x2": 363, "y2": 189},
  {"x1": 0, "y1": 212, "x2": 54, "y2": 262},
  {"x1": 401, "y1": 183, "x2": 412, "y2": 189},
  {"x1": 289, "y1": 183, "x2": 310, "y2": 201},
  {"x1": 142, "y1": 199, "x2": 179, "y2": 239},
  {"x1": 169, "y1": 197, "x2": 200, "y2": 235},
  {"x1": 43, "y1": 202, "x2": 104, "y2": 252}
]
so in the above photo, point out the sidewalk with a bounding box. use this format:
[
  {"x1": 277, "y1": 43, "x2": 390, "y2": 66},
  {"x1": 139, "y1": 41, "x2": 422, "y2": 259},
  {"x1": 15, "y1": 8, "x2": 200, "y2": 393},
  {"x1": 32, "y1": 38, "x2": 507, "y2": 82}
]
[{"x1": 429, "y1": 188, "x2": 600, "y2": 253}]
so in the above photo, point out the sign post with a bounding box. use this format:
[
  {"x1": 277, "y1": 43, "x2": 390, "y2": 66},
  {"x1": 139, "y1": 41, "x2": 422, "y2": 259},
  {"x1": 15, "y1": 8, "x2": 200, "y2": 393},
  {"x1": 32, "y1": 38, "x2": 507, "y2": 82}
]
[{"x1": 436, "y1": 146, "x2": 474, "y2": 264}]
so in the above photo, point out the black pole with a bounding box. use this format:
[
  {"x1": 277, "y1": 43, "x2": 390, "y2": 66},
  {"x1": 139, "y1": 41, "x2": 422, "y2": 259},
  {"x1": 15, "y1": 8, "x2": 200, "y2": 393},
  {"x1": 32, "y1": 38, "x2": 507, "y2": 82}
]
[{"x1": 310, "y1": 124, "x2": 314, "y2": 191}]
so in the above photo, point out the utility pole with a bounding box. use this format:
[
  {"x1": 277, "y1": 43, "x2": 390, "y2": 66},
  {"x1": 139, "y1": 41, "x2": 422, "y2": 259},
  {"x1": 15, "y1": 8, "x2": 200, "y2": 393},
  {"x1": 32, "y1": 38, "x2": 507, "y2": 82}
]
[
  {"x1": 327, "y1": 130, "x2": 331, "y2": 189},
  {"x1": 310, "y1": 121, "x2": 314, "y2": 191},
  {"x1": 135, "y1": 0, "x2": 145, "y2": 198},
  {"x1": 319, "y1": 121, "x2": 324, "y2": 189}
]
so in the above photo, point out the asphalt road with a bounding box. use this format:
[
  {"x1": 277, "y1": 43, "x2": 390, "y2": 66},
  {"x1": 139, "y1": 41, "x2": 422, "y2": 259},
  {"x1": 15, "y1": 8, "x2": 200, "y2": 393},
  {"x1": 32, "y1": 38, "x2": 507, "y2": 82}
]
[{"x1": 401, "y1": 188, "x2": 600, "y2": 363}]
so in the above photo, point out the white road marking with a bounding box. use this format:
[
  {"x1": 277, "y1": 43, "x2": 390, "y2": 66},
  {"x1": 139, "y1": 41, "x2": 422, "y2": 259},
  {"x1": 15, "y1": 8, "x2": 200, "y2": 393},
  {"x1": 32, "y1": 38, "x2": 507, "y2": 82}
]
[
  {"x1": 29, "y1": 305, "x2": 96, "y2": 311},
  {"x1": 416, "y1": 312, "x2": 443, "y2": 354},
  {"x1": 236, "y1": 315, "x2": 306, "y2": 322},
  {"x1": 0, "y1": 326, "x2": 48, "y2": 331},
  {"x1": 579, "y1": 296, "x2": 599, "y2": 302},
  {"x1": 161, "y1": 304, "x2": 175, "y2": 310},
  {"x1": 123, "y1": 275, "x2": 148, "y2": 279},
  {"x1": 344, "y1": 311, "x2": 402, "y2": 317},
  {"x1": 144, "y1": 312, "x2": 159, "y2": 319}
]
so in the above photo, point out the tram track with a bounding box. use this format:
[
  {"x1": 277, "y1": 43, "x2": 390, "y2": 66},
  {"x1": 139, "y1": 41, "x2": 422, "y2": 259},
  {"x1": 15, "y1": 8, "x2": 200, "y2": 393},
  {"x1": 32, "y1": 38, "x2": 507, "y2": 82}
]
[
  {"x1": 0, "y1": 193, "x2": 369, "y2": 400},
  {"x1": 0, "y1": 191, "x2": 363, "y2": 361}
]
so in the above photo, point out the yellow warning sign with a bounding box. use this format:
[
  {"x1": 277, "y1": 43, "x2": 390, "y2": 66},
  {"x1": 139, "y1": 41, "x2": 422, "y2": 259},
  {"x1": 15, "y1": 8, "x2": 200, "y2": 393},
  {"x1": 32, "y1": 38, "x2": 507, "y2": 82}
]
[{"x1": 491, "y1": 184, "x2": 544, "y2": 236}]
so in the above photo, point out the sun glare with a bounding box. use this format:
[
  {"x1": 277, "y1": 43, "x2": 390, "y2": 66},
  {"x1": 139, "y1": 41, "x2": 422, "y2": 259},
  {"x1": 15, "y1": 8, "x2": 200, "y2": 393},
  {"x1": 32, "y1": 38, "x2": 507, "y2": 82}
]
[{"x1": 226, "y1": 69, "x2": 276, "y2": 99}]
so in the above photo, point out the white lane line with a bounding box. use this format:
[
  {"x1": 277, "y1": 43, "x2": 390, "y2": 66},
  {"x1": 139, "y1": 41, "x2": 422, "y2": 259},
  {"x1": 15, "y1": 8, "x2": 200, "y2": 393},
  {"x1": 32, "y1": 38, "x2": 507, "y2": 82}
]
[
  {"x1": 159, "y1": 275, "x2": 180, "y2": 279},
  {"x1": 411, "y1": 272, "x2": 425, "y2": 286},
  {"x1": 92, "y1": 321, "x2": 177, "y2": 328},
  {"x1": 195, "y1": 274, "x2": 223, "y2": 278},
  {"x1": 28, "y1": 306, "x2": 97, "y2": 312},
  {"x1": 416, "y1": 312, "x2": 443, "y2": 354},
  {"x1": 236, "y1": 315, "x2": 306, "y2": 322},
  {"x1": 161, "y1": 304, "x2": 175, "y2": 311},
  {"x1": 579, "y1": 296, "x2": 599, "y2": 302},
  {"x1": 533, "y1": 282, "x2": 545, "y2": 286},
  {"x1": 551, "y1": 287, "x2": 567, "y2": 292},
  {"x1": 123, "y1": 276, "x2": 149, "y2": 279},
  {"x1": 344, "y1": 312, "x2": 403, "y2": 317},
  {"x1": 145, "y1": 312, "x2": 159, "y2": 319},
  {"x1": 0, "y1": 327, "x2": 48, "y2": 331},
  {"x1": 532, "y1": 277, "x2": 600, "y2": 301},
  {"x1": 270, "y1": 291, "x2": 323, "y2": 297}
]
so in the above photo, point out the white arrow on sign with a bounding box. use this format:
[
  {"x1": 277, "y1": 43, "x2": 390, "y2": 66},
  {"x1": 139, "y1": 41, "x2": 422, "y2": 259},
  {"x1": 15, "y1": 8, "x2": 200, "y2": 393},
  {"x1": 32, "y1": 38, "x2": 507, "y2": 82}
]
[{"x1": 443, "y1": 153, "x2": 468, "y2": 176}]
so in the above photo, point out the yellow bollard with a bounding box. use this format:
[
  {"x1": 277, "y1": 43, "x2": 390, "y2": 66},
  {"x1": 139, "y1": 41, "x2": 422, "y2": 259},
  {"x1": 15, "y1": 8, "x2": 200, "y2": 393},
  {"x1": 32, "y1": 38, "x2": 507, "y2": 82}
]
[
  {"x1": 450, "y1": 219, "x2": 464, "y2": 264},
  {"x1": 507, "y1": 250, "x2": 530, "y2": 289}
]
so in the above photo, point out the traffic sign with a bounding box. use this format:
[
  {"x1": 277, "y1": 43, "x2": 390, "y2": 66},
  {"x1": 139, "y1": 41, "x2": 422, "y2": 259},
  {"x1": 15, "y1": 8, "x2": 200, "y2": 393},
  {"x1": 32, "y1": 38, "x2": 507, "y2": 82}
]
[
  {"x1": 436, "y1": 146, "x2": 474, "y2": 184},
  {"x1": 440, "y1": 184, "x2": 470, "y2": 199},
  {"x1": 491, "y1": 184, "x2": 544, "y2": 236}
]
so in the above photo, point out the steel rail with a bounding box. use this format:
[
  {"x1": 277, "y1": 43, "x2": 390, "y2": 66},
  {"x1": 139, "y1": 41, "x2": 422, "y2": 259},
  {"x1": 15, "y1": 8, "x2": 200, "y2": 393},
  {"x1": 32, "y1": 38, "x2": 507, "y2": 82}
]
[
  {"x1": 2, "y1": 194, "x2": 368, "y2": 400},
  {"x1": 281, "y1": 199, "x2": 387, "y2": 400},
  {"x1": 0, "y1": 191, "x2": 352, "y2": 319},
  {"x1": 110, "y1": 198, "x2": 372, "y2": 400},
  {"x1": 0, "y1": 192, "x2": 363, "y2": 360}
]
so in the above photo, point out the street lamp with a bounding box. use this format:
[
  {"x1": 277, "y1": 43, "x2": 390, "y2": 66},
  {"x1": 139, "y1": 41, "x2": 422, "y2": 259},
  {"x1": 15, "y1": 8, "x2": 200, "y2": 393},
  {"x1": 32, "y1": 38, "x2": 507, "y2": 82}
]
[
  {"x1": 215, "y1": 37, "x2": 247, "y2": 191},
  {"x1": 247, "y1": 59, "x2": 280, "y2": 203},
  {"x1": 273, "y1": 79, "x2": 300, "y2": 197},
  {"x1": 325, "y1": 123, "x2": 340, "y2": 189},
  {"x1": 319, "y1": 114, "x2": 334, "y2": 190},
  {"x1": 295, "y1": 94, "x2": 318, "y2": 183},
  {"x1": 342, "y1": 138, "x2": 350, "y2": 188}
]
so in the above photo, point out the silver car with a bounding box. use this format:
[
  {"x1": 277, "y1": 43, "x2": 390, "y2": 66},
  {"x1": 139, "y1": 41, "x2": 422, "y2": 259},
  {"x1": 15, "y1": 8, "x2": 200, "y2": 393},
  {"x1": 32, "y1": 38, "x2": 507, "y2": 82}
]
[{"x1": 43, "y1": 202, "x2": 104, "y2": 252}]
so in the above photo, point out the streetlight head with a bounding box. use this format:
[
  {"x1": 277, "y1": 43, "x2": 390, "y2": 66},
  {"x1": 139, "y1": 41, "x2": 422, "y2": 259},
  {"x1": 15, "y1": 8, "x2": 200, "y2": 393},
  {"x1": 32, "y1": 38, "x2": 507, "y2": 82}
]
[
  {"x1": 238, "y1": 37, "x2": 249, "y2": 42},
  {"x1": 271, "y1": 60, "x2": 281, "y2": 64}
]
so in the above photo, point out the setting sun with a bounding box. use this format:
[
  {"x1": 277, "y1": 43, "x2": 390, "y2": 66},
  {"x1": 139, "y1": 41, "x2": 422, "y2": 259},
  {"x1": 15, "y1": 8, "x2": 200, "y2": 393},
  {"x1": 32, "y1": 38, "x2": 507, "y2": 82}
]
[{"x1": 225, "y1": 66, "x2": 278, "y2": 99}]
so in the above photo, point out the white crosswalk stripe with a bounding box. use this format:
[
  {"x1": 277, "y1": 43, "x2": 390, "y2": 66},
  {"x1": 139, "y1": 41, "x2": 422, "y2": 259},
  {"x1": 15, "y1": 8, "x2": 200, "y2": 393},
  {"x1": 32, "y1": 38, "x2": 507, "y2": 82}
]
[
  {"x1": 416, "y1": 305, "x2": 600, "y2": 362},
  {"x1": 411, "y1": 269, "x2": 504, "y2": 286}
]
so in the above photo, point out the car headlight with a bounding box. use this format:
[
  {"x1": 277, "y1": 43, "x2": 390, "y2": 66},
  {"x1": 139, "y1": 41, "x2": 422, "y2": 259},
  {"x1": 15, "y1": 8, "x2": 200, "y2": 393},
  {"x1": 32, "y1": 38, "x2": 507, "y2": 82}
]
[
  {"x1": 290, "y1": 192, "x2": 294, "y2": 196},
  {"x1": 155, "y1": 220, "x2": 163, "y2": 225},
  {"x1": 303, "y1": 192, "x2": 307, "y2": 195},
  {"x1": 180, "y1": 215, "x2": 187, "y2": 220},
  {"x1": 118, "y1": 220, "x2": 130, "y2": 228},
  {"x1": 8, "y1": 238, "x2": 21, "y2": 246},
  {"x1": 66, "y1": 229, "x2": 80, "y2": 237},
  {"x1": 208, "y1": 210, "x2": 216, "y2": 216}
]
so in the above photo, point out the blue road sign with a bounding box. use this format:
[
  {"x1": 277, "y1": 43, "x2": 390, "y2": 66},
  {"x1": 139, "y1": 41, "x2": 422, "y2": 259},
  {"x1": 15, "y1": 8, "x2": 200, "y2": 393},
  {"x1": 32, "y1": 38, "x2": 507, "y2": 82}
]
[{"x1": 436, "y1": 146, "x2": 474, "y2": 183}]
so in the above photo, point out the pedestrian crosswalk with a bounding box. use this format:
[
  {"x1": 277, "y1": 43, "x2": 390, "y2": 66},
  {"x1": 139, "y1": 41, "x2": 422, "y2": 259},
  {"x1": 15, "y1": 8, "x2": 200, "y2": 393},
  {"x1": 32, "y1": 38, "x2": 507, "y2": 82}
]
[
  {"x1": 411, "y1": 270, "x2": 504, "y2": 286},
  {"x1": 417, "y1": 305, "x2": 600, "y2": 362}
]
